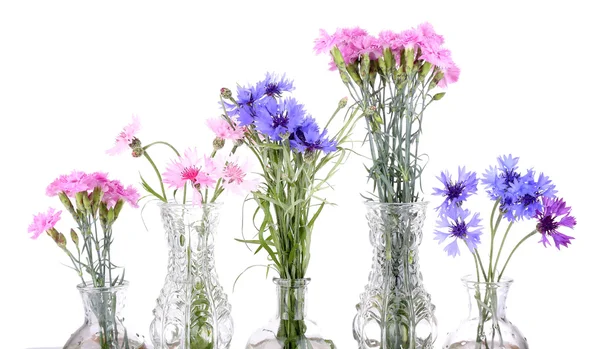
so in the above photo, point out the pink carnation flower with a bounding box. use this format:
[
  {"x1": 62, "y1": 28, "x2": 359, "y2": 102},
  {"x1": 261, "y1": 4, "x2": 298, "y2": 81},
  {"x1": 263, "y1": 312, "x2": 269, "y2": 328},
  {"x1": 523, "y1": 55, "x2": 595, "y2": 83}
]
[
  {"x1": 28, "y1": 208, "x2": 62, "y2": 240},
  {"x1": 206, "y1": 118, "x2": 245, "y2": 141},
  {"x1": 107, "y1": 114, "x2": 141, "y2": 155},
  {"x1": 438, "y1": 63, "x2": 461, "y2": 88},
  {"x1": 103, "y1": 180, "x2": 140, "y2": 208},
  {"x1": 46, "y1": 170, "x2": 95, "y2": 197}
]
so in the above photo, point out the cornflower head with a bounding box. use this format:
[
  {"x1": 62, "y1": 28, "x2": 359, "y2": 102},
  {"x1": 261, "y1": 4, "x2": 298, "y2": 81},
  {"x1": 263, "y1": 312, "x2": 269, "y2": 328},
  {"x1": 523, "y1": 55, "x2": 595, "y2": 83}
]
[
  {"x1": 106, "y1": 114, "x2": 142, "y2": 157},
  {"x1": 432, "y1": 166, "x2": 478, "y2": 212},
  {"x1": 482, "y1": 154, "x2": 556, "y2": 221},
  {"x1": 535, "y1": 196, "x2": 576, "y2": 250},
  {"x1": 434, "y1": 207, "x2": 483, "y2": 257}
]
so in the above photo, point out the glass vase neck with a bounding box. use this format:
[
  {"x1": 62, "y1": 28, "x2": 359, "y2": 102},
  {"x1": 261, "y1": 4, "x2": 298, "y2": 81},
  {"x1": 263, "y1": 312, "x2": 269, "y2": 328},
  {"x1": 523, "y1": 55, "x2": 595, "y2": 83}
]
[
  {"x1": 274, "y1": 278, "x2": 310, "y2": 321},
  {"x1": 77, "y1": 281, "x2": 128, "y2": 324},
  {"x1": 462, "y1": 275, "x2": 513, "y2": 319}
]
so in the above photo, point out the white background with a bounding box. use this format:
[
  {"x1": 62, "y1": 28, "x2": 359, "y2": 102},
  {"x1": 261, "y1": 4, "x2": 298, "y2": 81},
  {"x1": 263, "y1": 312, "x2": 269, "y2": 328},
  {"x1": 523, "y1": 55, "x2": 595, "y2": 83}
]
[{"x1": 1, "y1": 1, "x2": 598, "y2": 348}]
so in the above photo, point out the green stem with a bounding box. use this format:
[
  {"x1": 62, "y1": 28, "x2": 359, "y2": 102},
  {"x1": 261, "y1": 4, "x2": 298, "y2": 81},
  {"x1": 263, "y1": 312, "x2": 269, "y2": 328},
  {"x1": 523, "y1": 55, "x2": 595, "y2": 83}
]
[
  {"x1": 492, "y1": 220, "x2": 514, "y2": 281},
  {"x1": 497, "y1": 230, "x2": 537, "y2": 280},
  {"x1": 143, "y1": 141, "x2": 180, "y2": 156},
  {"x1": 143, "y1": 151, "x2": 167, "y2": 201}
]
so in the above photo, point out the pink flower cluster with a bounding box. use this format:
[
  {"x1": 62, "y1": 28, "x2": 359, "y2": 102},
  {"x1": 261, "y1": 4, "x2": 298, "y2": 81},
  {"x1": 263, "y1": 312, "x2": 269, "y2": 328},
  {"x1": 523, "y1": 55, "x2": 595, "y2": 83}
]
[
  {"x1": 163, "y1": 148, "x2": 258, "y2": 205},
  {"x1": 46, "y1": 170, "x2": 140, "y2": 208},
  {"x1": 314, "y1": 22, "x2": 460, "y2": 87}
]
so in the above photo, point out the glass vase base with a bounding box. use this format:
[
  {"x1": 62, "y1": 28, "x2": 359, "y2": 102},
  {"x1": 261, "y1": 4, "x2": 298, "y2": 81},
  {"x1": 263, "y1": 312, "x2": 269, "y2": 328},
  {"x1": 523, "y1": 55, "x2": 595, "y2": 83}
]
[
  {"x1": 446, "y1": 341, "x2": 521, "y2": 349},
  {"x1": 246, "y1": 337, "x2": 334, "y2": 349}
]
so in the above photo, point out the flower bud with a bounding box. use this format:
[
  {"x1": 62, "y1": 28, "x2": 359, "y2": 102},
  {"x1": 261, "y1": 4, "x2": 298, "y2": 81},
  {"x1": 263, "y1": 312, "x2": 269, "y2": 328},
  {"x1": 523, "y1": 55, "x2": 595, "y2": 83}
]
[
  {"x1": 56, "y1": 232, "x2": 67, "y2": 248},
  {"x1": 113, "y1": 199, "x2": 124, "y2": 220},
  {"x1": 132, "y1": 147, "x2": 144, "y2": 158},
  {"x1": 213, "y1": 137, "x2": 225, "y2": 151},
  {"x1": 220, "y1": 87, "x2": 232, "y2": 99},
  {"x1": 70, "y1": 229, "x2": 79, "y2": 246},
  {"x1": 129, "y1": 137, "x2": 142, "y2": 149},
  {"x1": 58, "y1": 192, "x2": 76, "y2": 216},
  {"x1": 338, "y1": 97, "x2": 348, "y2": 109},
  {"x1": 432, "y1": 92, "x2": 445, "y2": 101},
  {"x1": 234, "y1": 138, "x2": 244, "y2": 147}
]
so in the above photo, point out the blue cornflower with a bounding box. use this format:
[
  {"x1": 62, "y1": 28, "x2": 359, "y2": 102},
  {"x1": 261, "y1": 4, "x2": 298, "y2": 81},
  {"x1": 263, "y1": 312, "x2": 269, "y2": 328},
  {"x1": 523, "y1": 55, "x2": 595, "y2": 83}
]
[
  {"x1": 432, "y1": 166, "x2": 478, "y2": 213},
  {"x1": 289, "y1": 116, "x2": 338, "y2": 154},
  {"x1": 260, "y1": 72, "x2": 295, "y2": 98},
  {"x1": 483, "y1": 155, "x2": 557, "y2": 221},
  {"x1": 254, "y1": 97, "x2": 305, "y2": 141},
  {"x1": 433, "y1": 207, "x2": 483, "y2": 257},
  {"x1": 224, "y1": 84, "x2": 265, "y2": 126},
  {"x1": 434, "y1": 207, "x2": 483, "y2": 257}
]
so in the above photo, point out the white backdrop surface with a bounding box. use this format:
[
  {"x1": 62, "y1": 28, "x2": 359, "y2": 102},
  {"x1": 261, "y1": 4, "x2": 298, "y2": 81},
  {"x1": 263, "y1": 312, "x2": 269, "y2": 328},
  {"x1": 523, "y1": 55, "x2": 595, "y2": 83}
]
[{"x1": 1, "y1": 1, "x2": 598, "y2": 348}]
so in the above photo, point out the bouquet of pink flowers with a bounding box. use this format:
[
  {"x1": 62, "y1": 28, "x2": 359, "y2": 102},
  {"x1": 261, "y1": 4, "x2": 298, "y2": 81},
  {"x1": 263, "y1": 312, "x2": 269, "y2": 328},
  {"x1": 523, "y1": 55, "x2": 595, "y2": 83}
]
[{"x1": 29, "y1": 171, "x2": 139, "y2": 287}]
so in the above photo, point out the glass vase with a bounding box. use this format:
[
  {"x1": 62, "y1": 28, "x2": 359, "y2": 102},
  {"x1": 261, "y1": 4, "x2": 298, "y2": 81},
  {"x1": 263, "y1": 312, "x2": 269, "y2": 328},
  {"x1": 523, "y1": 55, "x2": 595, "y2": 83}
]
[
  {"x1": 442, "y1": 276, "x2": 528, "y2": 349},
  {"x1": 245, "y1": 278, "x2": 336, "y2": 349},
  {"x1": 353, "y1": 202, "x2": 436, "y2": 349},
  {"x1": 150, "y1": 202, "x2": 233, "y2": 349},
  {"x1": 63, "y1": 281, "x2": 148, "y2": 349}
]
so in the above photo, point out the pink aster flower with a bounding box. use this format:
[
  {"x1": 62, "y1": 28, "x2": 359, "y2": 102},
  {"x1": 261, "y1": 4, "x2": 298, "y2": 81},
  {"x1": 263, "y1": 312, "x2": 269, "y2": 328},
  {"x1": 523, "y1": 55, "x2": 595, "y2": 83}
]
[
  {"x1": 28, "y1": 208, "x2": 62, "y2": 240},
  {"x1": 107, "y1": 114, "x2": 141, "y2": 155},
  {"x1": 206, "y1": 118, "x2": 245, "y2": 141},
  {"x1": 535, "y1": 196, "x2": 576, "y2": 250},
  {"x1": 216, "y1": 154, "x2": 259, "y2": 196},
  {"x1": 163, "y1": 148, "x2": 218, "y2": 192}
]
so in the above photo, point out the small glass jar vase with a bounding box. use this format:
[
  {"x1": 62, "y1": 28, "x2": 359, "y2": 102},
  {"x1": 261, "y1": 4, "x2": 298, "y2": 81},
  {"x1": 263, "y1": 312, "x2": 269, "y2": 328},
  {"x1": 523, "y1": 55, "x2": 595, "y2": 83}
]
[
  {"x1": 442, "y1": 276, "x2": 528, "y2": 349},
  {"x1": 63, "y1": 281, "x2": 147, "y2": 349},
  {"x1": 245, "y1": 278, "x2": 335, "y2": 349},
  {"x1": 150, "y1": 202, "x2": 233, "y2": 349},
  {"x1": 353, "y1": 202, "x2": 437, "y2": 349}
]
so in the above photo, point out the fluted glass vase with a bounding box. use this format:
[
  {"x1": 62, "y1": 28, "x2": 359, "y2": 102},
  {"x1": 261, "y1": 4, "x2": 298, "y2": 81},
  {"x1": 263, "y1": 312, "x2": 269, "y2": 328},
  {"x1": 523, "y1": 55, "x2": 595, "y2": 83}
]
[
  {"x1": 353, "y1": 202, "x2": 436, "y2": 349},
  {"x1": 442, "y1": 276, "x2": 528, "y2": 349},
  {"x1": 150, "y1": 202, "x2": 233, "y2": 349},
  {"x1": 64, "y1": 281, "x2": 147, "y2": 349},
  {"x1": 245, "y1": 278, "x2": 335, "y2": 349}
]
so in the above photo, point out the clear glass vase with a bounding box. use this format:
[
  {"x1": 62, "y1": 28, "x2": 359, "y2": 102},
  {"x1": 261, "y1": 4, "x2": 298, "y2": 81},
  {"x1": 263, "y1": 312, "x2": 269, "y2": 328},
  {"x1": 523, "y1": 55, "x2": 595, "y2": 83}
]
[
  {"x1": 353, "y1": 202, "x2": 437, "y2": 349},
  {"x1": 245, "y1": 278, "x2": 336, "y2": 349},
  {"x1": 150, "y1": 202, "x2": 233, "y2": 349},
  {"x1": 442, "y1": 276, "x2": 528, "y2": 349},
  {"x1": 63, "y1": 281, "x2": 148, "y2": 349}
]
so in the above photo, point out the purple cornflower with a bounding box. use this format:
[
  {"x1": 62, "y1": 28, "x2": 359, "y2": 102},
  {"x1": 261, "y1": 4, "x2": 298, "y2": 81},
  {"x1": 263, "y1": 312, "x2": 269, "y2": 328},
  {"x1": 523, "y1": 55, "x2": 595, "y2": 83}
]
[
  {"x1": 432, "y1": 166, "x2": 478, "y2": 212},
  {"x1": 254, "y1": 97, "x2": 305, "y2": 141},
  {"x1": 434, "y1": 207, "x2": 483, "y2": 257},
  {"x1": 535, "y1": 196, "x2": 576, "y2": 250},
  {"x1": 260, "y1": 72, "x2": 294, "y2": 98},
  {"x1": 289, "y1": 116, "x2": 337, "y2": 154},
  {"x1": 482, "y1": 154, "x2": 556, "y2": 221}
]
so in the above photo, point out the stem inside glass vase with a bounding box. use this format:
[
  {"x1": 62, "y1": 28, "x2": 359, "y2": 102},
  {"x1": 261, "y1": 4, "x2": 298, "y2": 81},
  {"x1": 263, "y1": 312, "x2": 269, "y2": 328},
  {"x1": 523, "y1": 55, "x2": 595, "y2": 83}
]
[{"x1": 275, "y1": 278, "x2": 310, "y2": 349}]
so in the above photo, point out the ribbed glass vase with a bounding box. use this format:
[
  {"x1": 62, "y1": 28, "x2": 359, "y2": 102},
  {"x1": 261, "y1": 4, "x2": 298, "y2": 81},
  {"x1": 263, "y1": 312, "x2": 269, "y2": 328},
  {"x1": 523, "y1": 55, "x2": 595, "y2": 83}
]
[
  {"x1": 353, "y1": 202, "x2": 436, "y2": 349},
  {"x1": 149, "y1": 202, "x2": 233, "y2": 349}
]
